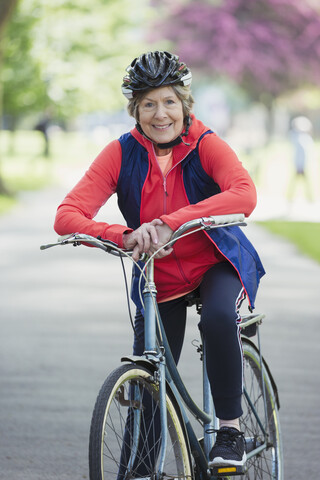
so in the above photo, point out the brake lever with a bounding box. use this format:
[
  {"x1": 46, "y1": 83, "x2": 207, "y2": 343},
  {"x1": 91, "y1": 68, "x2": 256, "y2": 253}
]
[{"x1": 40, "y1": 233, "x2": 82, "y2": 250}]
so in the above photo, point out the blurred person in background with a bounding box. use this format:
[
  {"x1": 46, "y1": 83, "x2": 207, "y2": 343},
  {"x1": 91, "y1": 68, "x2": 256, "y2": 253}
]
[
  {"x1": 54, "y1": 51, "x2": 265, "y2": 472},
  {"x1": 287, "y1": 115, "x2": 315, "y2": 203},
  {"x1": 34, "y1": 108, "x2": 53, "y2": 157}
]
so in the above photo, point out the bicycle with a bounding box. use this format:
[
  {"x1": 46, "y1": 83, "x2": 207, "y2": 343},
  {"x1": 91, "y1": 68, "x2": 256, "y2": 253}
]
[{"x1": 41, "y1": 213, "x2": 283, "y2": 479}]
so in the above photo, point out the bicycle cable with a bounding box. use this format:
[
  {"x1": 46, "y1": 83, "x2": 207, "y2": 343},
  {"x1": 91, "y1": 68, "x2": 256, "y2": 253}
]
[
  {"x1": 118, "y1": 253, "x2": 146, "y2": 348},
  {"x1": 136, "y1": 225, "x2": 205, "y2": 349}
]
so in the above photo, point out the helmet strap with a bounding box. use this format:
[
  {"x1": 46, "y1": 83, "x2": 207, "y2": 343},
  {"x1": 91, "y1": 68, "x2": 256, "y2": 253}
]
[{"x1": 135, "y1": 115, "x2": 191, "y2": 150}]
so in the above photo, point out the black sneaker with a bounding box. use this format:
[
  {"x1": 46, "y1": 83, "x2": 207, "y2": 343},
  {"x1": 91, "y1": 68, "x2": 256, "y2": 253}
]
[{"x1": 208, "y1": 427, "x2": 246, "y2": 467}]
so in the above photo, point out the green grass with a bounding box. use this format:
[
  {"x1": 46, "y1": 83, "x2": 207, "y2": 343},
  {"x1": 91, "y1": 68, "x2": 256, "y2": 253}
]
[
  {"x1": 0, "y1": 194, "x2": 17, "y2": 214},
  {"x1": 258, "y1": 221, "x2": 320, "y2": 264},
  {"x1": 0, "y1": 129, "x2": 102, "y2": 214},
  {"x1": 0, "y1": 148, "x2": 54, "y2": 214}
]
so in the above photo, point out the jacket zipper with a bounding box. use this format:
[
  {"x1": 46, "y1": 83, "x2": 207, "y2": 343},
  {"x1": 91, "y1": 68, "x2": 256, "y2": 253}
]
[
  {"x1": 151, "y1": 145, "x2": 194, "y2": 285},
  {"x1": 152, "y1": 144, "x2": 192, "y2": 214},
  {"x1": 152, "y1": 145, "x2": 168, "y2": 212},
  {"x1": 173, "y1": 251, "x2": 192, "y2": 285}
]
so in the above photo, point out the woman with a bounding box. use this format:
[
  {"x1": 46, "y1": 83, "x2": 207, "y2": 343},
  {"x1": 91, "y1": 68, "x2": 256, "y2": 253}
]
[{"x1": 54, "y1": 51, "x2": 265, "y2": 468}]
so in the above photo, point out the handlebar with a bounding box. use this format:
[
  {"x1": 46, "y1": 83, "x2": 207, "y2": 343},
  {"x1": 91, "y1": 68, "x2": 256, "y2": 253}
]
[
  {"x1": 40, "y1": 213, "x2": 246, "y2": 257},
  {"x1": 169, "y1": 213, "x2": 245, "y2": 245},
  {"x1": 40, "y1": 233, "x2": 128, "y2": 256}
]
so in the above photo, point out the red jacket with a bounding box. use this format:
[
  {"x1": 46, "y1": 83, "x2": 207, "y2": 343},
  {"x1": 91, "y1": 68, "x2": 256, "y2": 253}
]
[{"x1": 55, "y1": 115, "x2": 257, "y2": 302}]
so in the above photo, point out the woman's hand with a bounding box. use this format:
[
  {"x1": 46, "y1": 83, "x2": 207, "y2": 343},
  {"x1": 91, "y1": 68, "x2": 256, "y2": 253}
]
[
  {"x1": 148, "y1": 222, "x2": 173, "y2": 258},
  {"x1": 122, "y1": 219, "x2": 163, "y2": 261},
  {"x1": 122, "y1": 219, "x2": 173, "y2": 261}
]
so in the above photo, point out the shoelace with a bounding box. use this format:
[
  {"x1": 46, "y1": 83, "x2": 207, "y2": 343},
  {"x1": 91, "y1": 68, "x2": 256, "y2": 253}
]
[{"x1": 206, "y1": 428, "x2": 245, "y2": 447}]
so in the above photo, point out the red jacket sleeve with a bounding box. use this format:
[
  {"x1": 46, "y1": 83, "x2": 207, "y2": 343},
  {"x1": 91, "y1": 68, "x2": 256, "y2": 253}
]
[
  {"x1": 54, "y1": 139, "x2": 132, "y2": 246},
  {"x1": 160, "y1": 133, "x2": 257, "y2": 230}
]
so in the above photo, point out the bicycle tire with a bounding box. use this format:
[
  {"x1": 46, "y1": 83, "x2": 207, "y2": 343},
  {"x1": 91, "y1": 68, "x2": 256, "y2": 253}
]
[
  {"x1": 89, "y1": 363, "x2": 193, "y2": 480},
  {"x1": 240, "y1": 339, "x2": 283, "y2": 479}
]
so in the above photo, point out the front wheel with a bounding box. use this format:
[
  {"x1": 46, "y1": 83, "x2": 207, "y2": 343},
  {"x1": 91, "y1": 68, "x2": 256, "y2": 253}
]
[
  {"x1": 89, "y1": 363, "x2": 193, "y2": 479},
  {"x1": 240, "y1": 339, "x2": 283, "y2": 479}
]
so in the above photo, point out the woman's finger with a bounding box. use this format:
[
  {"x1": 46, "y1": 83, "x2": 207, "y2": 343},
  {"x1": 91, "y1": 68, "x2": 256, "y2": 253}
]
[{"x1": 148, "y1": 246, "x2": 173, "y2": 259}]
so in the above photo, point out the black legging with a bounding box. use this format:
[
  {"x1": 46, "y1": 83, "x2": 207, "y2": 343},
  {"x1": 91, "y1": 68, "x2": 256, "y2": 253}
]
[{"x1": 133, "y1": 262, "x2": 245, "y2": 420}]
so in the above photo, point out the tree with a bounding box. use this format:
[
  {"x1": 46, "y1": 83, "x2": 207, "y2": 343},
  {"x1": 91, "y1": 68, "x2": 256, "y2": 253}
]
[{"x1": 150, "y1": 0, "x2": 320, "y2": 109}]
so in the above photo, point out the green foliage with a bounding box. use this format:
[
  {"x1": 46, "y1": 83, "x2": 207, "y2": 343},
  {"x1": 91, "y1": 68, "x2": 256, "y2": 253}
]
[
  {"x1": 0, "y1": 128, "x2": 102, "y2": 213},
  {"x1": 258, "y1": 221, "x2": 320, "y2": 264}
]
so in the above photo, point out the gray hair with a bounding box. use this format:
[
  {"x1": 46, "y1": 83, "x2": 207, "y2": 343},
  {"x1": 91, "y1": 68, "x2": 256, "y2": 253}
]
[{"x1": 127, "y1": 84, "x2": 194, "y2": 123}]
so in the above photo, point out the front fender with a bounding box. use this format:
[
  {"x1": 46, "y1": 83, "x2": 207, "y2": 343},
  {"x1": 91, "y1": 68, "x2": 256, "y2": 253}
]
[{"x1": 121, "y1": 355, "x2": 158, "y2": 374}]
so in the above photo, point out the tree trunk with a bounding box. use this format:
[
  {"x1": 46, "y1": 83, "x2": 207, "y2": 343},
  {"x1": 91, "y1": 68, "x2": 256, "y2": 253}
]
[
  {"x1": 0, "y1": 0, "x2": 19, "y2": 195},
  {"x1": 0, "y1": 0, "x2": 19, "y2": 31}
]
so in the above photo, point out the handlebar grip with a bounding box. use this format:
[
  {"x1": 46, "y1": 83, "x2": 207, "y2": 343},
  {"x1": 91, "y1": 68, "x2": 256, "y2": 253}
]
[{"x1": 208, "y1": 213, "x2": 245, "y2": 225}]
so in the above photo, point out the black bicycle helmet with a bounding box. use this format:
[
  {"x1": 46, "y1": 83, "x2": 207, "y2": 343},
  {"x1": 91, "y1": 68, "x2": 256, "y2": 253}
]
[{"x1": 122, "y1": 51, "x2": 192, "y2": 99}]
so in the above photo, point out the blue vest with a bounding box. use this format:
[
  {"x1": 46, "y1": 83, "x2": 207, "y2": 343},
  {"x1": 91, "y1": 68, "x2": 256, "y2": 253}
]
[{"x1": 116, "y1": 131, "x2": 265, "y2": 311}]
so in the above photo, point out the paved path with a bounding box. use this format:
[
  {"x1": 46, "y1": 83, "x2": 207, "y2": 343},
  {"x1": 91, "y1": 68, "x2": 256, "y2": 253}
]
[{"x1": 0, "y1": 184, "x2": 319, "y2": 479}]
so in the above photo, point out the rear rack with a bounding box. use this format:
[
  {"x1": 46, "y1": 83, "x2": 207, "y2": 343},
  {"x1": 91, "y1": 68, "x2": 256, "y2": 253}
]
[{"x1": 240, "y1": 313, "x2": 265, "y2": 338}]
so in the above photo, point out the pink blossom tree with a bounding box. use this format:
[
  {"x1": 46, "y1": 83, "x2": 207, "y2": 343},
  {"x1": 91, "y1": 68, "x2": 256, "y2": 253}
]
[{"x1": 150, "y1": 0, "x2": 320, "y2": 106}]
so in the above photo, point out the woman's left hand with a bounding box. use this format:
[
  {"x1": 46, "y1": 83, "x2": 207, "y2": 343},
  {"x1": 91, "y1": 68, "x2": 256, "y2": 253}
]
[{"x1": 148, "y1": 220, "x2": 174, "y2": 258}]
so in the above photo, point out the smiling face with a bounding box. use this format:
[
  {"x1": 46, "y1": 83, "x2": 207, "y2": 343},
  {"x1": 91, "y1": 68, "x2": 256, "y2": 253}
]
[{"x1": 138, "y1": 86, "x2": 184, "y2": 155}]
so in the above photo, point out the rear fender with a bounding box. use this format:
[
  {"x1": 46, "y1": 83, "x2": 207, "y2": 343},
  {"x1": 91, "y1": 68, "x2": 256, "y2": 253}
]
[{"x1": 243, "y1": 338, "x2": 280, "y2": 409}]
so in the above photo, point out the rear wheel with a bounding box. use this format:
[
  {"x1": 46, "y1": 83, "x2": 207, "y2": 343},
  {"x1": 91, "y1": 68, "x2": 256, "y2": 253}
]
[
  {"x1": 240, "y1": 339, "x2": 283, "y2": 479},
  {"x1": 89, "y1": 363, "x2": 193, "y2": 479}
]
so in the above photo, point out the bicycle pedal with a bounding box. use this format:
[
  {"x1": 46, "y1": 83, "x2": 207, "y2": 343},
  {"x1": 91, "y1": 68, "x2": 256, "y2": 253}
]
[{"x1": 210, "y1": 464, "x2": 246, "y2": 477}]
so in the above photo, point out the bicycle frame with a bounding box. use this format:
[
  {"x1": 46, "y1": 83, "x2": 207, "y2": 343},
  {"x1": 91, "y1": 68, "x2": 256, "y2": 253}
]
[{"x1": 139, "y1": 256, "x2": 273, "y2": 479}]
